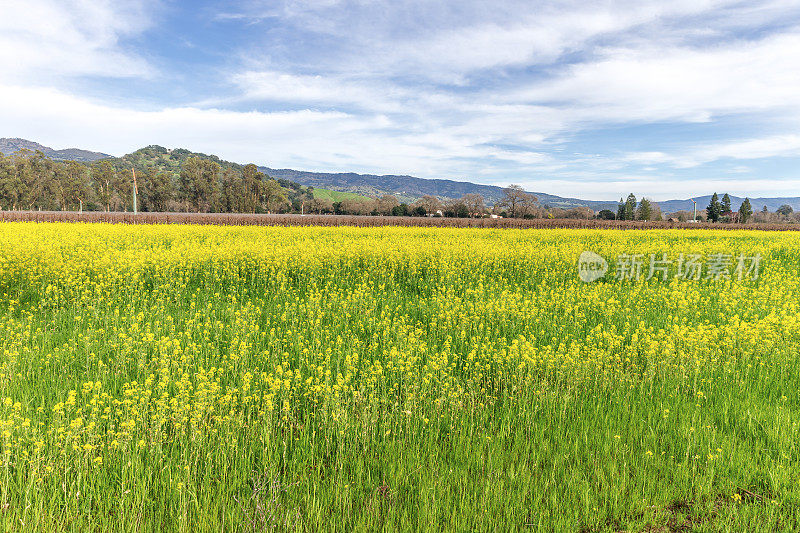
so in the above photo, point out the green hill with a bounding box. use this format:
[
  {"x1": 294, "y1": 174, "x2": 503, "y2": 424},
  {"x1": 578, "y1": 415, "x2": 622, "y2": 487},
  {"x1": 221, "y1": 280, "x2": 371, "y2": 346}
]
[{"x1": 312, "y1": 188, "x2": 372, "y2": 203}]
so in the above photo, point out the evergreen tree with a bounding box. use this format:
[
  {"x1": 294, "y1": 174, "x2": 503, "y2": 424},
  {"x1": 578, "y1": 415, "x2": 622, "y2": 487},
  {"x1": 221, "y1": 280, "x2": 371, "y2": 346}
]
[
  {"x1": 637, "y1": 198, "x2": 652, "y2": 221},
  {"x1": 722, "y1": 193, "x2": 732, "y2": 216},
  {"x1": 706, "y1": 193, "x2": 722, "y2": 222},
  {"x1": 616, "y1": 198, "x2": 625, "y2": 220},
  {"x1": 738, "y1": 197, "x2": 753, "y2": 223},
  {"x1": 624, "y1": 193, "x2": 637, "y2": 220}
]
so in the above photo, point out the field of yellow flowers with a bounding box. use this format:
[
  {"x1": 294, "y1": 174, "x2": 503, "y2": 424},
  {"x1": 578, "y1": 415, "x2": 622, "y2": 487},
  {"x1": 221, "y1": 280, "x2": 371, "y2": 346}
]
[{"x1": 0, "y1": 222, "x2": 798, "y2": 531}]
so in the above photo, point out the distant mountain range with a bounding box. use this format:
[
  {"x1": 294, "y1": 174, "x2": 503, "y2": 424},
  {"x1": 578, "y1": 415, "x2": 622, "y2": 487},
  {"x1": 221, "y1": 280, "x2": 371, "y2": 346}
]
[
  {"x1": 657, "y1": 195, "x2": 800, "y2": 213},
  {"x1": 3, "y1": 137, "x2": 800, "y2": 212},
  {"x1": 0, "y1": 138, "x2": 110, "y2": 163},
  {"x1": 258, "y1": 167, "x2": 616, "y2": 209}
]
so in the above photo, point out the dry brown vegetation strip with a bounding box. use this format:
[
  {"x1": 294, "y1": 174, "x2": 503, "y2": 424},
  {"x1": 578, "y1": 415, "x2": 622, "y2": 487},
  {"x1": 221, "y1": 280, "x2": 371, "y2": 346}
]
[{"x1": 1, "y1": 210, "x2": 799, "y2": 230}]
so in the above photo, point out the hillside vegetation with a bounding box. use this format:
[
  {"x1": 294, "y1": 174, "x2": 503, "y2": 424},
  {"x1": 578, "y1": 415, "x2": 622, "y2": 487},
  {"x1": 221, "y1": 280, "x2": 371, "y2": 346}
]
[
  {"x1": 0, "y1": 146, "x2": 312, "y2": 214},
  {"x1": 312, "y1": 188, "x2": 372, "y2": 203}
]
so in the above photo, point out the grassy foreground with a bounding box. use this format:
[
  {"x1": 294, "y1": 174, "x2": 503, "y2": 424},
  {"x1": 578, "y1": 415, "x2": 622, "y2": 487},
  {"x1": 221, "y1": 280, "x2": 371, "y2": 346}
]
[
  {"x1": 310, "y1": 188, "x2": 372, "y2": 203},
  {"x1": 0, "y1": 223, "x2": 798, "y2": 531}
]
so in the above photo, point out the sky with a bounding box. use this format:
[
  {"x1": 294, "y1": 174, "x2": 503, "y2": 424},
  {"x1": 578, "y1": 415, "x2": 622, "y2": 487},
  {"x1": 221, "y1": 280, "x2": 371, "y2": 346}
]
[{"x1": 2, "y1": 0, "x2": 800, "y2": 200}]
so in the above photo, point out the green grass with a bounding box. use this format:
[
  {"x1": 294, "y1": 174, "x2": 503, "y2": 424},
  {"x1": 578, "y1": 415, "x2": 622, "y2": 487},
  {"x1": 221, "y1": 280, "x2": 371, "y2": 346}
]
[
  {"x1": 0, "y1": 224, "x2": 798, "y2": 531},
  {"x1": 311, "y1": 187, "x2": 373, "y2": 202}
]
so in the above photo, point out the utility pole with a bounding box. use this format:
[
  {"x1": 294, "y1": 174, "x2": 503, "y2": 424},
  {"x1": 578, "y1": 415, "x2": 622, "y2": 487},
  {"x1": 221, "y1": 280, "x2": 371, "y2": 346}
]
[{"x1": 132, "y1": 166, "x2": 138, "y2": 215}]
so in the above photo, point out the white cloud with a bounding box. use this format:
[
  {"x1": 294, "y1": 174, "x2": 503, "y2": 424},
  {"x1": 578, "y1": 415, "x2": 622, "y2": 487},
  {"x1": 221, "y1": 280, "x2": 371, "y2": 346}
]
[
  {"x1": 511, "y1": 175, "x2": 800, "y2": 202},
  {"x1": 3, "y1": 0, "x2": 800, "y2": 200},
  {"x1": 511, "y1": 31, "x2": 800, "y2": 125},
  {"x1": 231, "y1": 71, "x2": 407, "y2": 112},
  {"x1": 383, "y1": 0, "x2": 744, "y2": 81},
  {"x1": 0, "y1": 0, "x2": 155, "y2": 81},
  {"x1": 234, "y1": 0, "x2": 750, "y2": 82},
  {"x1": 0, "y1": 84, "x2": 556, "y2": 178},
  {"x1": 624, "y1": 135, "x2": 800, "y2": 168}
]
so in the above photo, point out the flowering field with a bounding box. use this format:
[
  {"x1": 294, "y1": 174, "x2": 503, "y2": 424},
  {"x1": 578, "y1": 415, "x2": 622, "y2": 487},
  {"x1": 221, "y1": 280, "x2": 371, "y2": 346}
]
[{"x1": 0, "y1": 223, "x2": 798, "y2": 531}]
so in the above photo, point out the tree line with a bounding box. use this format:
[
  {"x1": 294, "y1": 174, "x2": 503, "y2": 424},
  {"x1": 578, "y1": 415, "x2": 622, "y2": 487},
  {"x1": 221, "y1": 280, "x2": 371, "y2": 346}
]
[
  {"x1": 600, "y1": 193, "x2": 778, "y2": 224},
  {"x1": 4, "y1": 149, "x2": 795, "y2": 222},
  {"x1": 588, "y1": 194, "x2": 664, "y2": 222},
  {"x1": 0, "y1": 152, "x2": 553, "y2": 219},
  {"x1": 0, "y1": 150, "x2": 302, "y2": 213}
]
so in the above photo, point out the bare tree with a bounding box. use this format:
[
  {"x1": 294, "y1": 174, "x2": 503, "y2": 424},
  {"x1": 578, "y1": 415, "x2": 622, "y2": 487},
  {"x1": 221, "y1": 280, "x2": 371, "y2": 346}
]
[
  {"x1": 340, "y1": 198, "x2": 374, "y2": 215},
  {"x1": 309, "y1": 197, "x2": 333, "y2": 214},
  {"x1": 414, "y1": 195, "x2": 443, "y2": 215},
  {"x1": 562, "y1": 207, "x2": 593, "y2": 219},
  {"x1": 461, "y1": 193, "x2": 485, "y2": 217},
  {"x1": 499, "y1": 185, "x2": 537, "y2": 218},
  {"x1": 375, "y1": 195, "x2": 399, "y2": 215}
]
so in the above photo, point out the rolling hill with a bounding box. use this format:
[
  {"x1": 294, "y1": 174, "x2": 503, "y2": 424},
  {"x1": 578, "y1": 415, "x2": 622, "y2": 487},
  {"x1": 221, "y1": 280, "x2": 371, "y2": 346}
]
[
  {"x1": 0, "y1": 138, "x2": 110, "y2": 163},
  {"x1": 657, "y1": 195, "x2": 800, "y2": 213},
  {"x1": 259, "y1": 167, "x2": 617, "y2": 210},
  {"x1": 4, "y1": 137, "x2": 800, "y2": 212}
]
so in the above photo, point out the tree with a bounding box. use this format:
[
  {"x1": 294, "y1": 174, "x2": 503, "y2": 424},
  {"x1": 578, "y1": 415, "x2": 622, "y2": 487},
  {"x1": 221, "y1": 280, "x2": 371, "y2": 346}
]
[
  {"x1": 91, "y1": 161, "x2": 115, "y2": 212},
  {"x1": 738, "y1": 198, "x2": 753, "y2": 223},
  {"x1": 499, "y1": 185, "x2": 537, "y2": 218},
  {"x1": 17, "y1": 151, "x2": 51, "y2": 209},
  {"x1": 706, "y1": 193, "x2": 722, "y2": 222},
  {"x1": 242, "y1": 164, "x2": 265, "y2": 213},
  {"x1": 140, "y1": 168, "x2": 173, "y2": 212},
  {"x1": 392, "y1": 203, "x2": 410, "y2": 216},
  {"x1": 340, "y1": 198, "x2": 374, "y2": 215},
  {"x1": 518, "y1": 193, "x2": 538, "y2": 218},
  {"x1": 179, "y1": 157, "x2": 221, "y2": 212},
  {"x1": 444, "y1": 198, "x2": 469, "y2": 218},
  {"x1": 113, "y1": 168, "x2": 134, "y2": 211},
  {"x1": 0, "y1": 150, "x2": 327, "y2": 215},
  {"x1": 636, "y1": 198, "x2": 652, "y2": 221},
  {"x1": 563, "y1": 207, "x2": 592, "y2": 219},
  {"x1": 650, "y1": 202, "x2": 662, "y2": 221},
  {"x1": 220, "y1": 168, "x2": 242, "y2": 212},
  {"x1": 261, "y1": 179, "x2": 287, "y2": 213},
  {"x1": 414, "y1": 195, "x2": 443, "y2": 216},
  {"x1": 776, "y1": 204, "x2": 794, "y2": 216},
  {"x1": 461, "y1": 193, "x2": 485, "y2": 217},
  {"x1": 375, "y1": 195, "x2": 399, "y2": 215},
  {"x1": 597, "y1": 209, "x2": 616, "y2": 220},
  {"x1": 671, "y1": 210, "x2": 694, "y2": 222},
  {"x1": 616, "y1": 199, "x2": 625, "y2": 220},
  {"x1": 721, "y1": 193, "x2": 732, "y2": 217},
  {"x1": 309, "y1": 197, "x2": 333, "y2": 214},
  {"x1": 57, "y1": 161, "x2": 92, "y2": 211},
  {"x1": 624, "y1": 194, "x2": 637, "y2": 221}
]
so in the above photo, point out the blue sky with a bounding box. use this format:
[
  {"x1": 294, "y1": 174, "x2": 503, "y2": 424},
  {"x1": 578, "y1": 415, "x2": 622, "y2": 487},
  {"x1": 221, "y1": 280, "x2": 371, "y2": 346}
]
[{"x1": 2, "y1": 0, "x2": 800, "y2": 200}]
